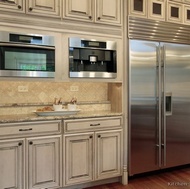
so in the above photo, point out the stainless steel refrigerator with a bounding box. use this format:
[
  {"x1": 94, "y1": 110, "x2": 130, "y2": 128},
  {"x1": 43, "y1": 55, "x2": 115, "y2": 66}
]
[{"x1": 129, "y1": 39, "x2": 190, "y2": 176}]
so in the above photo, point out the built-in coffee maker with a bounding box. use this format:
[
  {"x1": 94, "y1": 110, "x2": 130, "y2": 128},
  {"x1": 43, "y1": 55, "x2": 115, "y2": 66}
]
[{"x1": 69, "y1": 37, "x2": 117, "y2": 78}]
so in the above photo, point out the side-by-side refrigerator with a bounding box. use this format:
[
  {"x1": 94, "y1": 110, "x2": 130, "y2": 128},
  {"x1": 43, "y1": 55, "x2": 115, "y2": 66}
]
[{"x1": 129, "y1": 39, "x2": 190, "y2": 176}]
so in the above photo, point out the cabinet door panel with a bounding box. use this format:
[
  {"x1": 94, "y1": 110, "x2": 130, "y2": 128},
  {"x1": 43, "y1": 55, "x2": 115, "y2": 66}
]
[
  {"x1": 65, "y1": 133, "x2": 93, "y2": 185},
  {"x1": 95, "y1": 130, "x2": 122, "y2": 180},
  {"x1": 27, "y1": 0, "x2": 61, "y2": 17},
  {"x1": 0, "y1": 139, "x2": 24, "y2": 189},
  {"x1": 148, "y1": 0, "x2": 165, "y2": 21},
  {"x1": 64, "y1": 0, "x2": 93, "y2": 21},
  {"x1": 96, "y1": 0, "x2": 121, "y2": 25},
  {"x1": 0, "y1": 0, "x2": 24, "y2": 13},
  {"x1": 184, "y1": 5, "x2": 190, "y2": 24},
  {"x1": 167, "y1": 2, "x2": 183, "y2": 23},
  {"x1": 129, "y1": 0, "x2": 147, "y2": 17},
  {"x1": 27, "y1": 136, "x2": 61, "y2": 189}
]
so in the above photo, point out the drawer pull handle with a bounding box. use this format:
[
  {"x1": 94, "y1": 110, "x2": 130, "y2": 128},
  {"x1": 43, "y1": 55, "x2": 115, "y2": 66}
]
[
  {"x1": 19, "y1": 128, "x2": 32, "y2": 132},
  {"x1": 18, "y1": 142, "x2": 22, "y2": 146},
  {"x1": 29, "y1": 141, "x2": 33, "y2": 145},
  {"x1": 90, "y1": 123, "x2": 100, "y2": 127}
]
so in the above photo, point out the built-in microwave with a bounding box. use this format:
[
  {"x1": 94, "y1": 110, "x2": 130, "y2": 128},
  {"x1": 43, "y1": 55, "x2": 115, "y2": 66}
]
[
  {"x1": 0, "y1": 31, "x2": 55, "y2": 78},
  {"x1": 69, "y1": 37, "x2": 117, "y2": 78}
]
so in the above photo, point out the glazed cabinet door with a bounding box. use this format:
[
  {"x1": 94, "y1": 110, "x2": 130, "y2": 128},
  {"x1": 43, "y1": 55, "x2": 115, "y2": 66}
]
[
  {"x1": 148, "y1": 0, "x2": 166, "y2": 21},
  {"x1": 0, "y1": 0, "x2": 24, "y2": 13},
  {"x1": 129, "y1": 0, "x2": 147, "y2": 17},
  {"x1": 95, "y1": 130, "x2": 122, "y2": 180},
  {"x1": 95, "y1": 0, "x2": 122, "y2": 25},
  {"x1": 0, "y1": 139, "x2": 24, "y2": 189},
  {"x1": 184, "y1": 4, "x2": 190, "y2": 24},
  {"x1": 27, "y1": 136, "x2": 62, "y2": 189},
  {"x1": 64, "y1": 0, "x2": 93, "y2": 21},
  {"x1": 26, "y1": 0, "x2": 61, "y2": 18},
  {"x1": 167, "y1": 1, "x2": 183, "y2": 23},
  {"x1": 64, "y1": 133, "x2": 93, "y2": 185}
]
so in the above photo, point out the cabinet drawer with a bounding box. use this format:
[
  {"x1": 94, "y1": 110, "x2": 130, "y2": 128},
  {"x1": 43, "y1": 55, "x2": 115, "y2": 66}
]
[
  {"x1": 64, "y1": 117, "x2": 122, "y2": 132},
  {"x1": 0, "y1": 120, "x2": 62, "y2": 138}
]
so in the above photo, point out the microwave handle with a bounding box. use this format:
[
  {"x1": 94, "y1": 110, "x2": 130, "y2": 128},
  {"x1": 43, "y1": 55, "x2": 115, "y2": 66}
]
[{"x1": 0, "y1": 42, "x2": 55, "y2": 50}]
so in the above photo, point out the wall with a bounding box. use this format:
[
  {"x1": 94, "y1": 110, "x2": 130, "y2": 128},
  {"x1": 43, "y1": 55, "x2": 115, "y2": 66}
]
[{"x1": 0, "y1": 81, "x2": 111, "y2": 115}]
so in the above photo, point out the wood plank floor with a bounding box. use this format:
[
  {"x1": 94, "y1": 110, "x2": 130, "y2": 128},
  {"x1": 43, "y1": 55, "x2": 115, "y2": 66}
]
[{"x1": 85, "y1": 166, "x2": 190, "y2": 189}]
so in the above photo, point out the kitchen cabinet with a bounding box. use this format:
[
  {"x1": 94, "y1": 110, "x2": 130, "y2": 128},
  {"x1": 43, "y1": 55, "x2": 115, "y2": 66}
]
[
  {"x1": 26, "y1": 0, "x2": 61, "y2": 18},
  {"x1": 167, "y1": 1, "x2": 183, "y2": 23},
  {"x1": 64, "y1": 0, "x2": 122, "y2": 26},
  {"x1": 129, "y1": 0, "x2": 166, "y2": 21},
  {"x1": 0, "y1": 0, "x2": 25, "y2": 13},
  {"x1": 0, "y1": 0, "x2": 61, "y2": 18},
  {"x1": 63, "y1": 117, "x2": 122, "y2": 186},
  {"x1": 0, "y1": 120, "x2": 62, "y2": 189},
  {"x1": 65, "y1": 132, "x2": 94, "y2": 185},
  {"x1": 27, "y1": 136, "x2": 61, "y2": 189},
  {"x1": 0, "y1": 139, "x2": 24, "y2": 189}
]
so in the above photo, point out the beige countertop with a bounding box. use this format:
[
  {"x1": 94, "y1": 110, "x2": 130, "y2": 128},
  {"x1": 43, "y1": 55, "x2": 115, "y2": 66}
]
[{"x1": 0, "y1": 111, "x2": 122, "y2": 124}]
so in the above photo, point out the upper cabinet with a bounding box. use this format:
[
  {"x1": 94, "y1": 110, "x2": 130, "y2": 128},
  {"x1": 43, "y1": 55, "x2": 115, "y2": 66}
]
[
  {"x1": 26, "y1": 0, "x2": 61, "y2": 18},
  {"x1": 0, "y1": 0, "x2": 61, "y2": 18},
  {"x1": 129, "y1": 0, "x2": 166, "y2": 21},
  {"x1": 64, "y1": 0, "x2": 122, "y2": 26},
  {"x1": 129, "y1": 0, "x2": 190, "y2": 25},
  {"x1": 0, "y1": 0, "x2": 25, "y2": 13}
]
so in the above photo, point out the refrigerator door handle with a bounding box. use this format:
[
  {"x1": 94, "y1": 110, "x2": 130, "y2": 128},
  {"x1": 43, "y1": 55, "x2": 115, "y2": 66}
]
[
  {"x1": 156, "y1": 45, "x2": 162, "y2": 168},
  {"x1": 162, "y1": 45, "x2": 167, "y2": 167}
]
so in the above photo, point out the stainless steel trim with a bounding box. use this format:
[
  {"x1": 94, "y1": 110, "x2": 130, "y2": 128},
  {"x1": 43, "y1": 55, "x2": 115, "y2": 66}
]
[
  {"x1": 0, "y1": 42, "x2": 55, "y2": 49},
  {"x1": 0, "y1": 70, "x2": 54, "y2": 78},
  {"x1": 128, "y1": 16, "x2": 190, "y2": 44},
  {"x1": 0, "y1": 31, "x2": 54, "y2": 46},
  {"x1": 69, "y1": 37, "x2": 117, "y2": 50},
  {"x1": 69, "y1": 72, "x2": 117, "y2": 78}
]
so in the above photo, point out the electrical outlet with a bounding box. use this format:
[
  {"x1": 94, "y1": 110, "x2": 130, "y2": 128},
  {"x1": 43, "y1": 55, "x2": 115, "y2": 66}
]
[
  {"x1": 18, "y1": 85, "x2": 28, "y2": 92},
  {"x1": 70, "y1": 86, "x2": 79, "y2": 91}
]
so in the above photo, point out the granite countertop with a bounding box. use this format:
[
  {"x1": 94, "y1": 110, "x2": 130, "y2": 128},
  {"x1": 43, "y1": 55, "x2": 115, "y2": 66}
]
[{"x1": 0, "y1": 111, "x2": 122, "y2": 124}]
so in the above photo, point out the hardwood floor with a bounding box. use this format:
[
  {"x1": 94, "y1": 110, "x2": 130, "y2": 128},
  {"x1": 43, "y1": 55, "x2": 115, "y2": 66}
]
[{"x1": 85, "y1": 166, "x2": 190, "y2": 189}]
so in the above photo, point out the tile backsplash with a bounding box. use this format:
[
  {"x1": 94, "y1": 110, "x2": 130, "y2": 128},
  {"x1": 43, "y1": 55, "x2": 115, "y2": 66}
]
[
  {"x1": 0, "y1": 81, "x2": 108, "y2": 104},
  {"x1": 0, "y1": 81, "x2": 111, "y2": 115}
]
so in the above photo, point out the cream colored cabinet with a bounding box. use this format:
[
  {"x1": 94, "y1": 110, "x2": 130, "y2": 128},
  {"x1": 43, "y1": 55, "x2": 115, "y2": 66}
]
[
  {"x1": 184, "y1": 4, "x2": 190, "y2": 24},
  {"x1": 27, "y1": 136, "x2": 62, "y2": 189},
  {"x1": 64, "y1": 130, "x2": 122, "y2": 186},
  {"x1": 0, "y1": 0, "x2": 61, "y2": 18},
  {"x1": 64, "y1": 0, "x2": 122, "y2": 26},
  {"x1": 64, "y1": 132, "x2": 94, "y2": 185},
  {"x1": 26, "y1": 0, "x2": 61, "y2": 18},
  {"x1": 129, "y1": 0, "x2": 147, "y2": 17},
  {"x1": 95, "y1": 130, "x2": 122, "y2": 180},
  {"x1": 63, "y1": 116, "x2": 122, "y2": 186},
  {"x1": 0, "y1": 120, "x2": 62, "y2": 189},
  {"x1": 0, "y1": 139, "x2": 24, "y2": 189},
  {"x1": 0, "y1": 0, "x2": 25, "y2": 13},
  {"x1": 129, "y1": 0, "x2": 166, "y2": 21},
  {"x1": 167, "y1": 1, "x2": 183, "y2": 23}
]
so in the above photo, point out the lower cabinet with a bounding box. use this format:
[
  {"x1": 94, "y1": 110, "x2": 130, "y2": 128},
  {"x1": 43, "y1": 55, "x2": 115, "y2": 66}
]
[
  {"x1": 0, "y1": 139, "x2": 25, "y2": 189},
  {"x1": 0, "y1": 120, "x2": 62, "y2": 189},
  {"x1": 27, "y1": 136, "x2": 62, "y2": 189},
  {"x1": 64, "y1": 129, "x2": 122, "y2": 186}
]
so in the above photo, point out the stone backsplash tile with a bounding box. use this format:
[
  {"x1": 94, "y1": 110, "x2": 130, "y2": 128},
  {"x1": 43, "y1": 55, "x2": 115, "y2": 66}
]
[{"x1": 0, "y1": 81, "x2": 108, "y2": 104}]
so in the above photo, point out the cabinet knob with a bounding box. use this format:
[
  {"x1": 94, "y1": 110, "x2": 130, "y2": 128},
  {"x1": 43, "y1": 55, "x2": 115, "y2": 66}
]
[
  {"x1": 89, "y1": 135, "x2": 93, "y2": 139},
  {"x1": 29, "y1": 141, "x2": 33, "y2": 145},
  {"x1": 18, "y1": 142, "x2": 22, "y2": 146},
  {"x1": 98, "y1": 135, "x2": 101, "y2": 138},
  {"x1": 97, "y1": 17, "x2": 101, "y2": 20},
  {"x1": 29, "y1": 7, "x2": 33, "y2": 11},
  {"x1": 89, "y1": 16, "x2": 92, "y2": 19},
  {"x1": 18, "y1": 5, "x2": 22, "y2": 9}
]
